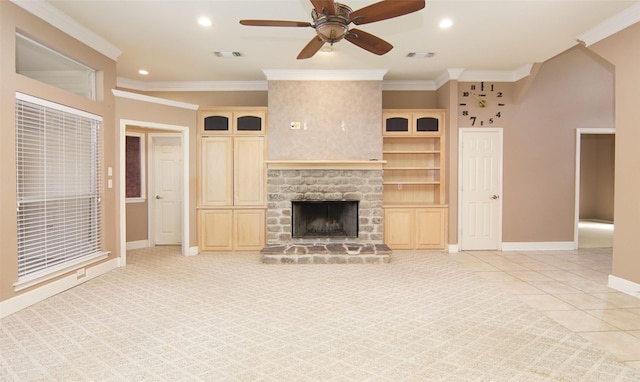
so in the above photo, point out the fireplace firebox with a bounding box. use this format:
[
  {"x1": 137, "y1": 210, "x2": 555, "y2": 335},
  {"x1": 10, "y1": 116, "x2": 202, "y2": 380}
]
[{"x1": 292, "y1": 201, "x2": 359, "y2": 238}]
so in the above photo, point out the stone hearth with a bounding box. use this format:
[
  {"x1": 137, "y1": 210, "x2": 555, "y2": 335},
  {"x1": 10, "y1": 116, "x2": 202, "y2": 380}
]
[{"x1": 261, "y1": 242, "x2": 391, "y2": 264}]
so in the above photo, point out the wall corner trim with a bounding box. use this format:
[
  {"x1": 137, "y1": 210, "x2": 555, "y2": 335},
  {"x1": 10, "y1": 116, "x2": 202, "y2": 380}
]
[
  {"x1": 112, "y1": 89, "x2": 199, "y2": 110},
  {"x1": 608, "y1": 275, "x2": 640, "y2": 299}
]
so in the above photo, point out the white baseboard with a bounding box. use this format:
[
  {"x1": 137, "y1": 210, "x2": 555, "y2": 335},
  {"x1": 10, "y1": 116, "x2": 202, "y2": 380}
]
[
  {"x1": 608, "y1": 275, "x2": 640, "y2": 299},
  {"x1": 0, "y1": 258, "x2": 118, "y2": 319},
  {"x1": 126, "y1": 240, "x2": 149, "y2": 250},
  {"x1": 187, "y1": 246, "x2": 199, "y2": 256},
  {"x1": 501, "y1": 241, "x2": 575, "y2": 251},
  {"x1": 448, "y1": 244, "x2": 460, "y2": 253}
]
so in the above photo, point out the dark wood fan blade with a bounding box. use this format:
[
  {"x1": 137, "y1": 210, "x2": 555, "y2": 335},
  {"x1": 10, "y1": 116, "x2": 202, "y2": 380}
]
[
  {"x1": 311, "y1": 0, "x2": 336, "y2": 15},
  {"x1": 345, "y1": 28, "x2": 393, "y2": 55},
  {"x1": 350, "y1": 0, "x2": 425, "y2": 25},
  {"x1": 240, "y1": 20, "x2": 312, "y2": 27},
  {"x1": 297, "y1": 36, "x2": 325, "y2": 59}
]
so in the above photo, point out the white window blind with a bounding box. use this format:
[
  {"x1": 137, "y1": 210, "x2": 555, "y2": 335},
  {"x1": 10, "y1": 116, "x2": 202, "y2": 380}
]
[{"x1": 15, "y1": 93, "x2": 103, "y2": 284}]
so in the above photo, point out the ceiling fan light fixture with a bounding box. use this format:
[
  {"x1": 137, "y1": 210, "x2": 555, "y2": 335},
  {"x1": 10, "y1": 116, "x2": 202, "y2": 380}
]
[{"x1": 316, "y1": 21, "x2": 348, "y2": 43}]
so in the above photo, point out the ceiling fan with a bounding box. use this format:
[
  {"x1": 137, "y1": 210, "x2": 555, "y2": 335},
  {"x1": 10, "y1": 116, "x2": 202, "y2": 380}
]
[{"x1": 239, "y1": 0, "x2": 426, "y2": 59}]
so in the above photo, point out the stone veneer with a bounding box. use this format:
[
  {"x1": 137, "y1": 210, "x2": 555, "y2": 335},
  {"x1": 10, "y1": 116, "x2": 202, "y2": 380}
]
[{"x1": 266, "y1": 169, "x2": 384, "y2": 244}]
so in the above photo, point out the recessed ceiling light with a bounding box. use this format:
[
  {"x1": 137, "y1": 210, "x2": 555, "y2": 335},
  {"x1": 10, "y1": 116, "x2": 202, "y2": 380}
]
[
  {"x1": 138, "y1": 69, "x2": 149, "y2": 75},
  {"x1": 439, "y1": 18, "x2": 453, "y2": 29},
  {"x1": 198, "y1": 17, "x2": 212, "y2": 27}
]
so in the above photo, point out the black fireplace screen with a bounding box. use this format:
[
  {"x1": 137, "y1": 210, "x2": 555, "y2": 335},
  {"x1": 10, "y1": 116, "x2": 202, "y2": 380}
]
[{"x1": 292, "y1": 201, "x2": 359, "y2": 238}]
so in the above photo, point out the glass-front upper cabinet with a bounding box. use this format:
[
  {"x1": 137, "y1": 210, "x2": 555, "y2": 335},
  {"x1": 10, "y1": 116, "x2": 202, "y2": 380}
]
[
  {"x1": 383, "y1": 110, "x2": 444, "y2": 136},
  {"x1": 199, "y1": 108, "x2": 266, "y2": 135}
]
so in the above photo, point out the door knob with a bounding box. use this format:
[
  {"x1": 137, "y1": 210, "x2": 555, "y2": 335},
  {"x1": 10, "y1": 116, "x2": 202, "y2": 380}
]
[
  {"x1": 155, "y1": 195, "x2": 162, "y2": 199},
  {"x1": 490, "y1": 195, "x2": 499, "y2": 200}
]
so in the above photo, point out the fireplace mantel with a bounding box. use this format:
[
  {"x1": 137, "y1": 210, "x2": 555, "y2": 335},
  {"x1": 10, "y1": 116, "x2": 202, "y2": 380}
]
[{"x1": 266, "y1": 160, "x2": 385, "y2": 170}]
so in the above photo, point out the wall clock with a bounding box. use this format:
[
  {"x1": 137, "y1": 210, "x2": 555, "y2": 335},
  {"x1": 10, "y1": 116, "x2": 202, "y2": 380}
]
[{"x1": 459, "y1": 82, "x2": 506, "y2": 127}]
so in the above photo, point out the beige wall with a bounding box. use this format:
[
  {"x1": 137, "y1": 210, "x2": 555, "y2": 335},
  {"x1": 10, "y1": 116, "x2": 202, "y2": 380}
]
[
  {"x1": 0, "y1": 2, "x2": 117, "y2": 303},
  {"x1": 590, "y1": 22, "x2": 640, "y2": 285},
  {"x1": 501, "y1": 46, "x2": 614, "y2": 242},
  {"x1": 267, "y1": 81, "x2": 382, "y2": 161},
  {"x1": 580, "y1": 134, "x2": 615, "y2": 222}
]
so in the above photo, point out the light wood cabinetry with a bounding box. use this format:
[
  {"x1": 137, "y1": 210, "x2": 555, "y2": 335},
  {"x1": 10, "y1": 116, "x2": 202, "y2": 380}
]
[
  {"x1": 382, "y1": 109, "x2": 448, "y2": 250},
  {"x1": 197, "y1": 107, "x2": 267, "y2": 252}
]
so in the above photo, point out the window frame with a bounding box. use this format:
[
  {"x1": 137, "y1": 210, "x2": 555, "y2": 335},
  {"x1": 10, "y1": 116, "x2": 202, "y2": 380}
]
[{"x1": 14, "y1": 92, "x2": 107, "y2": 291}]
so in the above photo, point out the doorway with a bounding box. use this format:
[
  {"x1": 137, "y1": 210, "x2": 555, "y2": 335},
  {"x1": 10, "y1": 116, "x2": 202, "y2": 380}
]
[
  {"x1": 459, "y1": 128, "x2": 503, "y2": 250},
  {"x1": 119, "y1": 119, "x2": 190, "y2": 266},
  {"x1": 574, "y1": 128, "x2": 615, "y2": 249}
]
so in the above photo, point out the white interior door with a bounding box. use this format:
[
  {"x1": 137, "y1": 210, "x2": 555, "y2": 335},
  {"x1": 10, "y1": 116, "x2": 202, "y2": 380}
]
[
  {"x1": 152, "y1": 135, "x2": 183, "y2": 245},
  {"x1": 460, "y1": 128, "x2": 503, "y2": 250}
]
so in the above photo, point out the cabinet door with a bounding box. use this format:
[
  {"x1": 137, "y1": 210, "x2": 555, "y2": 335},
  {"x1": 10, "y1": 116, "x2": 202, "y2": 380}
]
[
  {"x1": 234, "y1": 110, "x2": 266, "y2": 134},
  {"x1": 384, "y1": 208, "x2": 415, "y2": 249},
  {"x1": 201, "y1": 111, "x2": 232, "y2": 135},
  {"x1": 383, "y1": 112, "x2": 411, "y2": 136},
  {"x1": 413, "y1": 111, "x2": 443, "y2": 135},
  {"x1": 415, "y1": 208, "x2": 447, "y2": 249},
  {"x1": 234, "y1": 209, "x2": 265, "y2": 250},
  {"x1": 234, "y1": 137, "x2": 265, "y2": 206},
  {"x1": 199, "y1": 209, "x2": 233, "y2": 251},
  {"x1": 200, "y1": 137, "x2": 233, "y2": 206}
]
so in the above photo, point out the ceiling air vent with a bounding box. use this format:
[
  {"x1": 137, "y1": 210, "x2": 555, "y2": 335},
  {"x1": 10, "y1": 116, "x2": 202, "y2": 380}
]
[
  {"x1": 406, "y1": 52, "x2": 435, "y2": 58},
  {"x1": 214, "y1": 51, "x2": 243, "y2": 58}
]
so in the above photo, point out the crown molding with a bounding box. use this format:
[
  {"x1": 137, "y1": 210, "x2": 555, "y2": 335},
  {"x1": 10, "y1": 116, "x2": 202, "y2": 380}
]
[
  {"x1": 112, "y1": 89, "x2": 199, "y2": 110},
  {"x1": 262, "y1": 69, "x2": 388, "y2": 81},
  {"x1": 577, "y1": 2, "x2": 640, "y2": 46},
  {"x1": 117, "y1": 77, "x2": 268, "y2": 92},
  {"x1": 456, "y1": 65, "x2": 534, "y2": 83},
  {"x1": 382, "y1": 81, "x2": 436, "y2": 91},
  {"x1": 10, "y1": 0, "x2": 121, "y2": 61}
]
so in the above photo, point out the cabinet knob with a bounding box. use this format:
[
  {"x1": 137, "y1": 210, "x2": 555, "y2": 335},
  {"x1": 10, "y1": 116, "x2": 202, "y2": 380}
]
[{"x1": 155, "y1": 195, "x2": 162, "y2": 200}]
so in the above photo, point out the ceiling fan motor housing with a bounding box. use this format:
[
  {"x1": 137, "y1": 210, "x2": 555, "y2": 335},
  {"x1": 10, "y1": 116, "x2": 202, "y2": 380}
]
[{"x1": 312, "y1": 3, "x2": 352, "y2": 44}]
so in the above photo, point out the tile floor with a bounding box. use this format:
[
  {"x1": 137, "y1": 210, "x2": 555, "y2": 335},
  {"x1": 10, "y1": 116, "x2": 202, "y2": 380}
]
[{"x1": 451, "y1": 245, "x2": 640, "y2": 371}]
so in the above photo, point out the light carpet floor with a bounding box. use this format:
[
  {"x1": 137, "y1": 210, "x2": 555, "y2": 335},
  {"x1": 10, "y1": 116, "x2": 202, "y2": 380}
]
[{"x1": 1, "y1": 247, "x2": 639, "y2": 381}]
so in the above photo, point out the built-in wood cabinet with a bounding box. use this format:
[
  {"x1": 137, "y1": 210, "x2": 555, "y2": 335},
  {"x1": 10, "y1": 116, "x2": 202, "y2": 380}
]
[
  {"x1": 198, "y1": 208, "x2": 265, "y2": 252},
  {"x1": 197, "y1": 107, "x2": 267, "y2": 252},
  {"x1": 382, "y1": 109, "x2": 448, "y2": 250}
]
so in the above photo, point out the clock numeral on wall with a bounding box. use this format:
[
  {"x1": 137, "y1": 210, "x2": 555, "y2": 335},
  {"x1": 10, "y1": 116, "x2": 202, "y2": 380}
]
[
  {"x1": 489, "y1": 118, "x2": 494, "y2": 124},
  {"x1": 498, "y1": 103, "x2": 505, "y2": 107},
  {"x1": 470, "y1": 85, "x2": 476, "y2": 91},
  {"x1": 462, "y1": 110, "x2": 469, "y2": 116},
  {"x1": 496, "y1": 112, "x2": 501, "y2": 118},
  {"x1": 497, "y1": 92, "x2": 503, "y2": 97},
  {"x1": 470, "y1": 116, "x2": 477, "y2": 126},
  {"x1": 463, "y1": 92, "x2": 470, "y2": 97}
]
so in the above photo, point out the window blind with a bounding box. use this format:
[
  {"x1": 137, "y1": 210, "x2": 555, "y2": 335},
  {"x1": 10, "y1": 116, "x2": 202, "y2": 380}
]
[{"x1": 15, "y1": 93, "x2": 103, "y2": 283}]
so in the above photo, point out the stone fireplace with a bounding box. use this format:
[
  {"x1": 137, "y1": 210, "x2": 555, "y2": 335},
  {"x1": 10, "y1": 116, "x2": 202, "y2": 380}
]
[
  {"x1": 292, "y1": 200, "x2": 359, "y2": 238},
  {"x1": 260, "y1": 161, "x2": 391, "y2": 263}
]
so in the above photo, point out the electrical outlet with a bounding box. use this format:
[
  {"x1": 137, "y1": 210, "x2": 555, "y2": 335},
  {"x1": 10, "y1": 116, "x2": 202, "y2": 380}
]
[
  {"x1": 76, "y1": 268, "x2": 86, "y2": 278},
  {"x1": 290, "y1": 121, "x2": 301, "y2": 130}
]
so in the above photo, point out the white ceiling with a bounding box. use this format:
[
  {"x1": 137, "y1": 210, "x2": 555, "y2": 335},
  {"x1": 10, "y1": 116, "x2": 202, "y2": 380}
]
[{"x1": 31, "y1": 0, "x2": 640, "y2": 88}]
